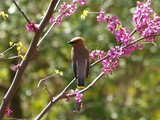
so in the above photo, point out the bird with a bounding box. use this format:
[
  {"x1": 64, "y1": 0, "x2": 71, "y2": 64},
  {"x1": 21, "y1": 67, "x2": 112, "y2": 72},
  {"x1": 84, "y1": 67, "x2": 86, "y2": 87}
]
[{"x1": 68, "y1": 37, "x2": 90, "y2": 88}]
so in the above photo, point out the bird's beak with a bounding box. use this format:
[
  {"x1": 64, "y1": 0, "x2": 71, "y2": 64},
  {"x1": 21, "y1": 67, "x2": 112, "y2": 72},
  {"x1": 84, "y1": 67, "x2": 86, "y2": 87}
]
[
  {"x1": 67, "y1": 41, "x2": 74, "y2": 44},
  {"x1": 67, "y1": 41, "x2": 71, "y2": 44}
]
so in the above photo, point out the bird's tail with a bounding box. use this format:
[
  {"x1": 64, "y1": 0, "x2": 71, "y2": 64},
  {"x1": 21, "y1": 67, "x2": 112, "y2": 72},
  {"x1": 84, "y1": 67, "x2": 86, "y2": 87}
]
[{"x1": 77, "y1": 77, "x2": 85, "y2": 89}]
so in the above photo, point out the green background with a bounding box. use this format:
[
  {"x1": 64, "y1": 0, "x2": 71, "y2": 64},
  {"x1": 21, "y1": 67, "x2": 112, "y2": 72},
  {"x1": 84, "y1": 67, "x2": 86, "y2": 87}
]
[{"x1": 0, "y1": 0, "x2": 160, "y2": 119}]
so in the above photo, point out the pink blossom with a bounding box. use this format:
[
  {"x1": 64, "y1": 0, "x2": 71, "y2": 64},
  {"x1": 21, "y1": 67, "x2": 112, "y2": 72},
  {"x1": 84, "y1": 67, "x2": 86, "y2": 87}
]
[
  {"x1": 76, "y1": 0, "x2": 87, "y2": 6},
  {"x1": 59, "y1": 2, "x2": 68, "y2": 14},
  {"x1": 90, "y1": 50, "x2": 107, "y2": 59},
  {"x1": 75, "y1": 91, "x2": 83, "y2": 103},
  {"x1": 49, "y1": 16, "x2": 55, "y2": 24},
  {"x1": 122, "y1": 44, "x2": 137, "y2": 56},
  {"x1": 107, "y1": 16, "x2": 121, "y2": 34},
  {"x1": 25, "y1": 21, "x2": 39, "y2": 32},
  {"x1": 97, "y1": 11, "x2": 105, "y2": 23},
  {"x1": 133, "y1": 1, "x2": 160, "y2": 41},
  {"x1": 133, "y1": 1, "x2": 153, "y2": 36},
  {"x1": 90, "y1": 47, "x2": 123, "y2": 75},
  {"x1": 115, "y1": 29, "x2": 134, "y2": 44},
  {"x1": 67, "y1": 89, "x2": 83, "y2": 103},
  {"x1": 59, "y1": 2, "x2": 77, "y2": 17},
  {"x1": 103, "y1": 46, "x2": 123, "y2": 74},
  {"x1": 49, "y1": 16, "x2": 63, "y2": 28},
  {"x1": 11, "y1": 63, "x2": 21, "y2": 71},
  {"x1": 56, "y1": 17, "x2": 63, "y2": 28},
  {"x1": 143, "y1": 13, "x2": 160, "y2": 42},
  {"x1": 104, "y1": 16, "x2": 110, "y2": 24},
  {"x1": 49, "y1": 1, "x2": 87, "y2": 29},
  {"x1": 70, "y1": 89, "x2": 83, "y2": 112},
  {"x1": 6, "y1": 107, "x2": 12, "y2": 117},
  {"x1": 66, "y1": 95, "x2": 71, "y2": 102},
  {"x1": 134, "y1": 1, "x2": 152, "y2": 35},
  {"x1": 65, "y1": 4, "x2": 77, "y2": 17},
  {"x1": 108, "y1": 46, "x2": 123, "y2": 60}
]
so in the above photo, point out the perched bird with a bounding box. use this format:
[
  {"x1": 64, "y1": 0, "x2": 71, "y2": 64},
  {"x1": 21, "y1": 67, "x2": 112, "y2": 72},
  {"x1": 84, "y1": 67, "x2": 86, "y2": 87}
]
[{"x1": 68, "y1": 37, "x2": 90, "y2": 88}]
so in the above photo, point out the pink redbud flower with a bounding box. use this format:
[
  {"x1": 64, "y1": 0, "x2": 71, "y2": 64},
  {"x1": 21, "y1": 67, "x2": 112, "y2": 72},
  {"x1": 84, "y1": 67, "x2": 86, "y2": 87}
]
[
  {"x1": 6, "y1": 107, "x2": 12, "y2": 117},
  {"x1": 67, "y1": 89, "x2": 83, "y2": 103},
  {"x1": 76, "y1": 0, "x2": 87, "y2": 6},
  {"x1": 11, "y1": 63, "x2": 20, "y2": 71},
  {"x1": 97, "y1": 11, "x2": 105, "y2": 23},
  {"x1": 25, "y1": 21, "x2": 39, "y2": 32},
  {"x1": 133, "y1": 1, "x2": 152, "y2": 35}
]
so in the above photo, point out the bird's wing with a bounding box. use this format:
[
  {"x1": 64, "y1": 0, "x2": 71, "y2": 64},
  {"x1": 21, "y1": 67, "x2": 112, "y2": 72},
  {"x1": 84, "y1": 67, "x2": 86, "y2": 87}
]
[
  {"x1": 86, "y1": 58, "x2": 90, "y2": 78},
  {"x1": 72, "y1": 60, "x2": 77, "y2": 78}
]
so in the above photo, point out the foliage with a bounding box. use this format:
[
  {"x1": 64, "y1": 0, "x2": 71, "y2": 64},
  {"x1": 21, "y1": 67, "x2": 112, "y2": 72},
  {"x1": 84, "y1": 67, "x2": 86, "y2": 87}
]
[{"x1": 0, "y1": 0, "x2": 160, "y2": 120}]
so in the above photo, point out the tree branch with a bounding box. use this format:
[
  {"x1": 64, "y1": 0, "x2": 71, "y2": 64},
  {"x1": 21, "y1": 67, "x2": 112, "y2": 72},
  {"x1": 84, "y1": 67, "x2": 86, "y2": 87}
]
[
  {"x1": 91, "y1": 33, "x2": 160, "y2": 67},
  {"x1": 11, "y1": 0, "x2": 31, "y2": 24},
  {"x1": 35, "y1": 78, "x2": 76, "y2": 120},
  {"x1": 0, "y1": 0, "x2": 59, "y2": 119},
  {"x1": 35, "y1": 72, "x2": 104, "y2": 120},
  {"x1": 35, "y1": 32, "x2": 160, "y2": 120},
  {"x1": 37, "y1": 3, "x2": 68, "y2": 47}
]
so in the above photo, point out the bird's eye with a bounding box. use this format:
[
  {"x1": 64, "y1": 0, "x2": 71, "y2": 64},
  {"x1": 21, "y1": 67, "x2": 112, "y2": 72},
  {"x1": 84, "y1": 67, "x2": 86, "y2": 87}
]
[
  {"x1": 71, "y1": 42, "x2": 75, "y2": 44},
  {"x1": 71, "y1": 41, "x2": 77, "y2": 44}
]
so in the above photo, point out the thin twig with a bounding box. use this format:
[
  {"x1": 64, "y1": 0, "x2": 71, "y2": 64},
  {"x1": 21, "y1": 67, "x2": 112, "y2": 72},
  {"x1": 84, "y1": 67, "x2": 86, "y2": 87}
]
[
  {"x1": 43, "y1": 82, "x2": 52, "y2": 97},
  {"x1": 88, "y1": 12, "x2": 100, "y2": 14},
  {"x1": 129, "y1": 28, "x2": 136, "y2": 36},
  {"x1": 90, "y1": 55, "x2": 109, "y2": 67},
  {"x1": 0, "y1": 0, "x2": 59, "y2": 119},
  {"x1": 35, "y1": 77, "x2": 76, "y2": 120},
  {"x1": 54, "y1": 0, "x2": 62, "y2": 11},
  {"x1": 61, "y1": 78, "x2": 77, "y2": 93},
  {"x1": 35, "y1": 72, "x2": 103, "y2": 120},
  {"x1": 37, "y1": 8, "x2": 68, "y2": 47},
  {"x1": 1, "y1": 44, "x2": 16, "y2": 54},
  {"x1": 80, "y1": 72, "x2": 104, "y2": 93},
  {"x1": 11, "y1": 0, "x2": 31, "y2": 23},
  {"x1": 37, "y1": 73, "x2": 57, "y2": 87}
]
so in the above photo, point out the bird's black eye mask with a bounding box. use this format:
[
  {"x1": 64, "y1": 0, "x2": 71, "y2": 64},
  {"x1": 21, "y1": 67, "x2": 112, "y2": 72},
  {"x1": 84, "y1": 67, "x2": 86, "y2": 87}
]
[{"x1": 68, "y1": 41, "x2": 77, "y2": 45}]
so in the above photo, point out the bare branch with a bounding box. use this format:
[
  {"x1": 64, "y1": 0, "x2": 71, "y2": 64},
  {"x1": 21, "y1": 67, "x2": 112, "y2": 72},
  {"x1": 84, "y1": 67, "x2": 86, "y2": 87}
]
[
  {"x1": 37, "y1": 73, "x2": 57, "y2": 87},
  {"x1": 37, "y1": 6, "x2": 68, "y2": 47},
  {"x1": 11, "y1": 0, "x2": 31, "y2": 24},
  {"x1": 35, "y1": 72, "x2": 103, "y2": 120},
  {"x1": 80, "y1": 72, "x2": 104, "y2": 93},
  {"x1": 0, "y1": 0, "x2": 59, "y2": 119}
]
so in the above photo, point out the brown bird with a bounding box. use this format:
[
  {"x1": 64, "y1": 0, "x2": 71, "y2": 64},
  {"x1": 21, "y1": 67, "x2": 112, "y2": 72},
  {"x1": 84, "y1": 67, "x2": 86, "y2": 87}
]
[{"x1": 68, "y1": 37, "x2": 90, "y2": 88}]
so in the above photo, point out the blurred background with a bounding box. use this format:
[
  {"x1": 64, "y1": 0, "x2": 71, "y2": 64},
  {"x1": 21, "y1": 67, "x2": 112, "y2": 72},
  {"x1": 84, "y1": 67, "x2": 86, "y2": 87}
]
[{"x1": 0, "y1": 0, "x2": 160, "y2": 119}]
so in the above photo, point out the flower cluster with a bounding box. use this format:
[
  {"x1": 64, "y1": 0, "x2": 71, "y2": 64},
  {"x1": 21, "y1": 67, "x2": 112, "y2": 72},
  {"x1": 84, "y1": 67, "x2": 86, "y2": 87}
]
[
  {"x1": 11, "y1": 63, "x2": 21, "y2": 71},
  {"x1": 96, "y1": 11, "x2": 140, "y2": 56},
  {"x1": 66, "y1": 89, "x2": 83, "y2": 111},
  {"x1": 66, "y1": 89, "x2": 83, "y2": 103},
  {"x1": 97, "y1": 11, "x2": 105, "y2": 23},
  {"x1": 90, "y1": 1, "x2": 160, "y2": 75},
  {"x1": 50, "y1": 0, "x2": 87, "y2": 28},
  {"x1": 25, "y1": 21, "x2": 39, "y2": 32},
  {"x1": 59, "y1": 2, "x2": 77, "y2": 17},
  {"x1": 90, "y1": 47, "x2": 123, "y2": 75},
  {"x1": 133, "y1": 1, "x2": 160, "y2": 42},
  {"x1": 6, "y1": 107, "x2": 12, "y2": 117},
  {"x1": 76, "y1": 0, "x2": 87, "y2": 6}
]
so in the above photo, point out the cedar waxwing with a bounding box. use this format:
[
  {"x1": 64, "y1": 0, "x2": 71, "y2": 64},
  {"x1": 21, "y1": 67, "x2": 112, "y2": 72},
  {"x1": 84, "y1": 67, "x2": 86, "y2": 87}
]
[{"x1": 68, "y1": 37, "x2": 90, "y2": 88}]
